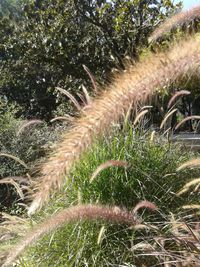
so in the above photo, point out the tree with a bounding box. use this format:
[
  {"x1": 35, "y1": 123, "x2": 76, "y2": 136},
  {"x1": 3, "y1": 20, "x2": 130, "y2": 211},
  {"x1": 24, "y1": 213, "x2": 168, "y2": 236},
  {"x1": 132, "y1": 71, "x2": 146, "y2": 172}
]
[
  {"x1": 0, "y1": 0, "x2": 181, "y2": 119},
  {"x1": 0, "y1": 0, "x2": 27, "y2": 18}
]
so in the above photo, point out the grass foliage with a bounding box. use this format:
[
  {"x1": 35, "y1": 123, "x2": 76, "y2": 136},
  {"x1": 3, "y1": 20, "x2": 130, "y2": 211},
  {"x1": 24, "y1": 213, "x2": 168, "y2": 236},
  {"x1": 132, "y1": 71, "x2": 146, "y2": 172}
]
[{"x1": 17, "y1": 124, "x2": 199, "y2": 267}]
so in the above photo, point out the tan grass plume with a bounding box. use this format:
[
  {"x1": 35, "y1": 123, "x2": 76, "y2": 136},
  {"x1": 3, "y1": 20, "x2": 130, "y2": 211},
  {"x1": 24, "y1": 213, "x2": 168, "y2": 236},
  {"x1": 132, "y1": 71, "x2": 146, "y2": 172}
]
[
  {"x1": 56, "y1": 87, "x2": 82, "y2": 111},
  {"x1": 132, "y1": 200, "x2": 158, "y2": 214},
  {"x1": 3, "y1": 202, "x2": 157, "y2": 266},
  {"x1": 177, "y1": 158, "x2": 200, "y2": 171},
  {"x1": 0, "y1": 178, "x2": 24, "y2": 200},
  {"x1": 150, "y1": 130, "x2": 156, "y2": 142},
  {"x1": 17, "y1": 120, "x2": 44, "y2": 136},
  {"x1": 133, "y1": 109, "x2": 149, "y2": 127},
  {"x1": 90, "y1": 160, "x2": 128, "y2": 182},
  {"x1": 28, "y1": 36, "x2": 200, "y2": 215},
  {"x1": 50, "y1": 115, "x2": 74, "y2": 123},
  {"x1": 149, "y1": 5, "x2": 200, "y2": 42},
  {"x1": 0, "y1": 153, "x2": 28, "y2": 169},
  {"x1": 81, "y1": 85, "x2": 91, "y2": 104},
  {"x1": 182, "y1": 204, "x2": 200, "y2": 210},
  {"x1": 177, "y1": 177, "x2": 200, "y2": 196},
  {"x1": 160, "y1": 108, "x2": 177, "y2": 130},
  {"x1": 83, "y1": 64, "x2": 98, "y2": 92},
  {"x1": 167, "y1": 90, "x2": 191, "y2": 109},
  {"x1": 175, "y1": 115, "x2": 200, "y2": 130}
]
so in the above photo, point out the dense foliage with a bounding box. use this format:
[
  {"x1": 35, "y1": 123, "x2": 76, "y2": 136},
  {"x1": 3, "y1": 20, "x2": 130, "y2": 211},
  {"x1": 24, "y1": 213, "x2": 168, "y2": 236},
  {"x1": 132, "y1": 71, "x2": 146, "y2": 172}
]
[
  {"x1": 0, "y1": 99, "x2": 67, "y2": 210},
  {"x1": 0, "y1": 0, "x2": 180, "y2": 119}
]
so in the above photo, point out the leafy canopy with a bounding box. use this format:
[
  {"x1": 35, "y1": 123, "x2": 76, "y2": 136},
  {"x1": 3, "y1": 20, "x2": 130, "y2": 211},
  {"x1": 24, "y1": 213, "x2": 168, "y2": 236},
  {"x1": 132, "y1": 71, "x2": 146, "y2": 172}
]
[{"x1": 0, "y1": 0, "x2": 181, "y2": 119}]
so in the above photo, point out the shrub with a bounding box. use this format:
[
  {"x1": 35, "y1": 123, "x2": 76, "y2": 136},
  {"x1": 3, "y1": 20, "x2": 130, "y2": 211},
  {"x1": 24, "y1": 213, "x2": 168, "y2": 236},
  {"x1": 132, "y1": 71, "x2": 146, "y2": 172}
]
[{"x1": 0, "y1": 100, "x2": 68, "y2": 211}]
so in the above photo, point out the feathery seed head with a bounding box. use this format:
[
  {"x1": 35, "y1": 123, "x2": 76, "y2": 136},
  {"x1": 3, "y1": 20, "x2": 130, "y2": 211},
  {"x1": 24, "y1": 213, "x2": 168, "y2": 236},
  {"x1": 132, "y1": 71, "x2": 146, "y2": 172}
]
[
  {"x1": 177, "y1": 158, "x2": 200, "y2": 171},
  {"x1": 175, "y1": 115, "x2": 200, "y2": 130},
  {"x1": 149, "y1": 5, "x2": 200, "y2": 43},
  {"x1": 0, "y1": 153, "x2": 28, "y2": 169},
  {"x1": 167, "y1": 90, "x2": 191, "y2": 109},
  {"x1": 90, "y1": 160, "x2": 128, "y2": 182},
  {"x1": 17, "y1": 120, "x2": 44, "y2": 136},
  {"x1": 4, "y1": 202, "x2": 157, "y2": 266}
]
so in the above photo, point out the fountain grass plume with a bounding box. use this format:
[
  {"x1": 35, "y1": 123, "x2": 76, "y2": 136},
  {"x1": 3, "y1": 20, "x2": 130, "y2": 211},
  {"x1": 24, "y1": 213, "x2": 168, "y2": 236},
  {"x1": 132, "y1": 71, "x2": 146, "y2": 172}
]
[
  {"x1": 177, "y1": 158, "x2": 200, "y2": 171},
  {"x1": 160, "y1": 108, "x2": 177, "y2": 130},
  {"x1": 17, "y1": 120, "x2": 44, "y2": 136},
  {"x1": 0, "y1": 153, "x2": 28, "y2": 169},
  {"x1": 90, "y1": 160, "x2": 128, "y2": 182},
  {"x1": 167, "y1": 90, "x2": 191, "y2": 109},
  {"x1": 56, "y1": 87, "x2": 82, "y2": 111},
  {"x1": 133, "y1": 109, "x2": 149, "y2": 126},
  {"x1": 50, "y1": 115, "x2": 74, "y2": 123},
  {"x1": 3, "y1": 202, "x2": 157, "y2": 267},
  {"x1": 83, "y1": 65, "x2": 98, "y2": 92},
  {"x1": 28, "y1": 35, "x2": 200, "y2": 215},
  {"x1": 175, "y1": 115, "x2": 200, "y2": 130},
  {"x1": 0, "y1": 178, "x2": 24, "y2": 200},
  {"x1": 177, "y1": 177, "x2": 200, "y2": 196},
  {"x1": 149, "y1": 5, "x2": 200, "y2": 43}
]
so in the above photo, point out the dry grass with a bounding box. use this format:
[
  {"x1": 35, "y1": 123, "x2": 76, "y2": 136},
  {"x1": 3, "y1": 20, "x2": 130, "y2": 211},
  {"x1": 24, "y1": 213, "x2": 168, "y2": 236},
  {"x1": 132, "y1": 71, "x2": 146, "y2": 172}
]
[
  {"x1": 81, "y1": 84, "x2": 92, "y2": 104},
  {"x1": 83, "y1": 64, "x2": 98, "y2": 92},
  {"x1": 132, "y1": 200, "x2": 158, "y2": 214},
  {"x1": 133, "y1": 109, "x2": 149, "y2": 127},
  {"x1": 50, "y1": 115, "x2": 74, "y2": 123},
  {"x1": 182, "y1": 205, "x2": 200, "y2": 210},
  {"x1": 177, "y1": 178, "x2": 200, "y2": 196}
]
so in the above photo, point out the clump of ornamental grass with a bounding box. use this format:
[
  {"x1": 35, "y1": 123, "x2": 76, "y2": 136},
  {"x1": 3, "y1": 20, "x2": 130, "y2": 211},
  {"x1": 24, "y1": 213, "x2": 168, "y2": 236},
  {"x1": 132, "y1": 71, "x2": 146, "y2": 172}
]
[
  {"x1": 29, "y1": 34, "x2": 200, "y2": 215},
  {"x1": 7, "y1": 124, "x2": 200, "y2": 267},
  {"x1": 3, "y1": 201, "x2": 158, "y2": 267}
]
